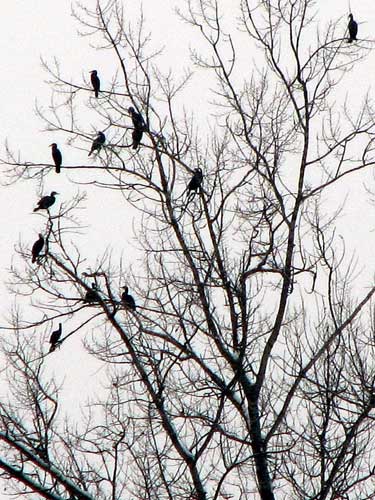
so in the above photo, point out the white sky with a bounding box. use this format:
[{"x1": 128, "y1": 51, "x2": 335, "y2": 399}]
[{"x1": 0, "y1": 1, "x2": 375, "y2": 498}]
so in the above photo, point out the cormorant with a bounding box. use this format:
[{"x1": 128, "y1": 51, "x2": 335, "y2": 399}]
[
  {"x1": 31, "y1": 234, "x2": 45, "y2": 263},
  {"x1": 33, "y1": 192, "x2": 58, "y2": 212},
  {"x1": 88, "y1": 131, "x2": 106, "y2": 156},
  {"x1": 49, "y1": 323, "x2": 62, "y2": 353},
  {"x1": 50, "y1": 143, "x2": 62, "y2": 174},
  {"x1": 90, "y1": 70, "x2": 100, "y2": 98},
  {"x1": 132, "y1": 128, "x2": 143, "y2": 149},
  {"x1": 121, "y1": 286, "x2": 136, "y2": 310},
  {"x1": 128, "y1": 107, "x2": 146, "y2": 131},
  {"x1": 187, "y1": 168, "x2": 203, "y2": 192},
  {"x1": 84, "y1": 282, "x2": 100, "y2": 303},
  {"x1": 348, "y1": 14, "x2": 358, "y2": 43}
]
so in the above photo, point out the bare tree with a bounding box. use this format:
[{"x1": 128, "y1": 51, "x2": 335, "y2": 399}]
[{"x1": 1, "y1": 1, "x2": 375, "y2": 499}]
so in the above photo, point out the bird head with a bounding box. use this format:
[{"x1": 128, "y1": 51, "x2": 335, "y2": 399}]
[
  {"x1": 128, "y1": 107, "x2": 135, "y2": 114},
  {"x1": 348, "y1": 13, "x2": 353, "y2": 19},
  {"x1": 122, "y1": 286, "x2": 129, "y2": 293},
  {"x1": 50, "y1": 191, "x2": 59, "y2": 196},
  {"x1": 90, "y1": 70, "x2": 97, "y2": 75},
  {"x1": 38, "y1": 233, "x2": 44, "y2": 238},
  {"x1": 49, "y1": 143, "x2": 57, "y2": 148},
  {"x1": 91, "y1": 282, "x2": 97, "y2": 289}
]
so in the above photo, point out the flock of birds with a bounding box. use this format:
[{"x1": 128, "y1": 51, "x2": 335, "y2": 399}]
[
  {"x1": 30, "y1": 73, "x2": 204, "y2": 354},
  {"x1": 46, "y1": 284, "x2": 136, "y2": 353},
  {"x1": 30, "y1": 13, "x2": 358, "y2": 354},
  {"x1": 49, "y1": 72, "x2": 149, "y2": 171}
]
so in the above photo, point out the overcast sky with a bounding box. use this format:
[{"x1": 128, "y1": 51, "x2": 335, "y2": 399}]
[{"x1": 0, "y1": 1, "x2": 375, "y2": 497}]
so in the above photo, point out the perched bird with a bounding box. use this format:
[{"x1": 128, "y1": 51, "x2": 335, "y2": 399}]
[
  {"x1": 121, "y1": 286, "x2": 136, "y2": 310},
  {"x1": 128, "y1": 107, "x2": 146, "y2": 131},
  {"x1": 187, "y1": 168, "x2": 203, "y2": 192},
  {"x1": 49, "y1": 323, "x2": 62, "y2": 353},
  {"x1": 33, "y1": 192, "x2": 58, "y2": 212},
  {"x1": 90, "y1": 70, "x2": 100, "y2": 98},
  {"x1": 348, "y1": 13, "x2": 358, "y2": 43},
  {"x1": 50, "y1": 143, "x2": 62, "y2": 174},
  {"x1": 88, "y1": 131, "x2": 106, "y2": 156},
  {"x1": 84, "y1": 282, "x2": 100, "y2": 303},
  {"x1": 128, "y1": 107, "x2": 146, "y2": 150},
  {"x1": 132, "y1": 128, "x2": 143, "y2": 150},
  {"x1": 31, "y1": 234, "x2": 45, "y2": 263}
]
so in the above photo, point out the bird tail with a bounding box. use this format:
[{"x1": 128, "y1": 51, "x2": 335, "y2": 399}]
[
  {"x1": 32, "y1": 256, "x2": 36, "y2": 263},
  {"x1": 33, "y1": 207, "x2": 39, "y2": 212},
  {"x1": 95, "y1": 90, "x2": 99, "y2": 98},
  {"x1": 55, "y1": 166, "x2": 61, "y2": 174}
]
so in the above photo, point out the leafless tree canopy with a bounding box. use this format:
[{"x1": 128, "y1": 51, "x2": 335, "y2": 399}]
[{"x1": 1, "y1": 1, "x2": 375, "y2": 499}]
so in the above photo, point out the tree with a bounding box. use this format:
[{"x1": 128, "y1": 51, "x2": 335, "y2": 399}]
[{"x1": 1, "y1": 1, "x2": 375, "y2": 499}]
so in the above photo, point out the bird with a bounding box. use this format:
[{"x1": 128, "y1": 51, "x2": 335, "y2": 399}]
[
  {"x1": 50, "y1": 143, "x2": 62, "y2": 174},
  {"x1": 31, "y1": 234, "x2": 45, "y2": 263},
  {"x1": 33, "y1": 192, "x2": 58, "y2": 212},
  {"x1": 348, "y1": 13, "x2": 358, "y2": 43},
  {"x1": 187, "y1": 168, "x2": 203, "y2": 192},
  {"x1": 121, "y1": 286, "x2": 136, "y2": 310},
  {"x1": 128, "y1": 107, "x2": 146, "y2": 131},
  {"x1": 31, "y1": 233, "x2": 44, "y2": 263},
  {"x1": 84, "y1": 282, "x2": 100, "y2": 303},
  {"x1": 132, "y1": 128, "x2": 143, "y2": 149},
  {"x1": 90, "y1": 70, "x2": 100, "y2": 98},
  {"x1": 88, "y1": 131, "x2": 106, "y2": 156},
  {"x1": 49, "y1": 323, "x2": 62, "y2": 353}
]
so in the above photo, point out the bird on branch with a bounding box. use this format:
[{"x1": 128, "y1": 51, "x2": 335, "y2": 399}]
[
  {"x1": 128, "y1": 107, "x2": 147, "y2": 131},
  {"x1": 84, "y1": 282, "x2": 100, "y2": 303},
  {"x1": 49, "y1": 323, "x2": 62, "y2": 352},
  {"x1": 348, "y1": 13, "x2": 358, "y2": 43},
  {"x1": 128, "y1": 107, "x2": 147, "y2": 150},
  {"x1": 31, "y1": 234, "x2": 45, "y2": 263},
  {"x1": 175, "y1": 168, "x2": 204, "y2": 219},
  {"x1": 88, "y1": 131, "x2": 106, "y2": 156},
  {"x1": 187, "y1": 168, "x2": 203, "y2": 193},
  {"x1": 50, "y1": 143, "x2": 62, "y2": 174},
  {"x1": 90, "y1": 70, "x2": 100, "y2": 98},
  {"x1": 33, "y1": 192, "x2": 58, "y2": 212},
  {"x1": 121, "y1": 286, "x2": 136, "y2": 310}
]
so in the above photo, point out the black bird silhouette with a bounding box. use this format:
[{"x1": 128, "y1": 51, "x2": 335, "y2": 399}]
[
  {"x1": 50, "y1": 143, "x2": 62, "y2": 174},
  {"x1": 49, "y1": 323, "x2": 62, "y2": 353},
  {"x1": 33, "y1": 192, "x2": 58, "y2": 212},
  {"x1": 132, "y1": 128, "x2": 143, "y2": 149},
  {"x1": 88, "y1": 131, "x2": 106, "y2": 156},
  {"x1": 84, "y1": 282, "x2": 100, "y2": 303},
  {"x1": 348, "y1": 13, "x2": 358, "y2": 43},
  {"x1": 128, "y1": 107, "x2": 146, "y2": 149},
  {"x1": 121, "y1": 286, "x2": 136, "y2": 310},
  {"x1": 128, "y1": 107, "x2": 146, "y2": 131},
  {"x1": 31, "y1": 234, "x2": 45, "y2": 263},
  {"x1": 90, "y1": 70, "x2": 100, "y2": 98},
  {"x1": 187, "y1": 168, "x2": 203, "y2": 192}
]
